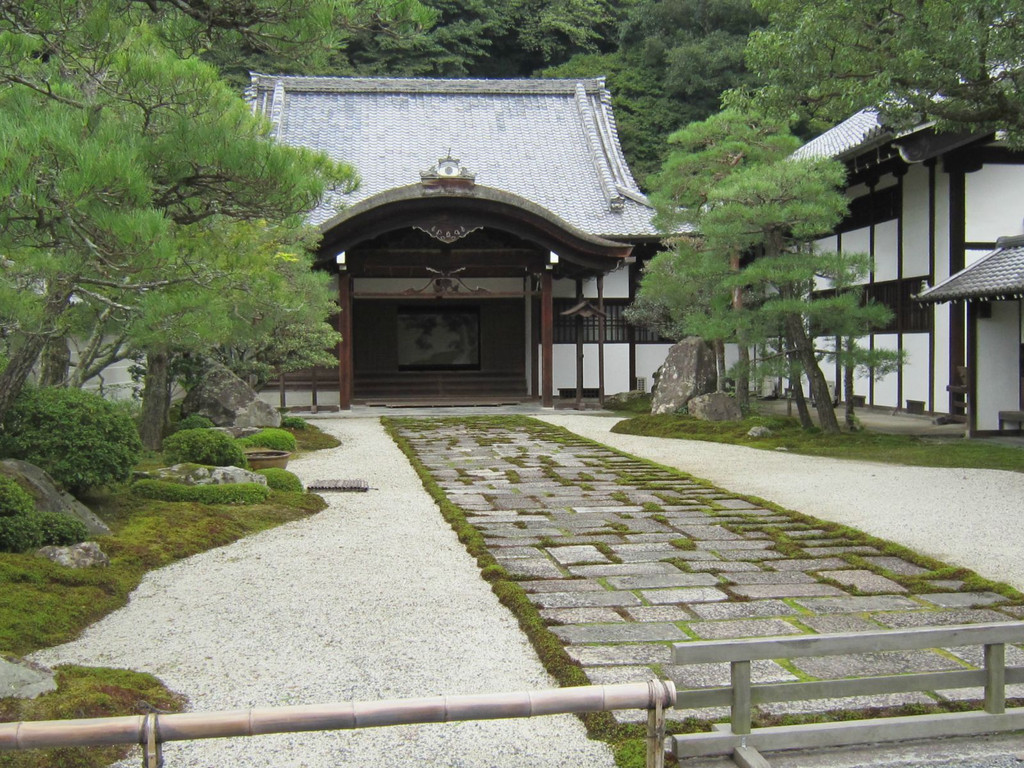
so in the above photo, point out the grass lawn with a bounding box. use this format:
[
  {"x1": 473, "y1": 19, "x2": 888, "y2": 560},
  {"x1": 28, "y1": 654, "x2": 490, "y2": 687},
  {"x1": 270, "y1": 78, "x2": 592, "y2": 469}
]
[
  {"x1": 612, "y1": 407, "x2": 1024, "y2": 473},
  {"x1": 0, "y1": 424, "x2": 335, "y2": 768}
]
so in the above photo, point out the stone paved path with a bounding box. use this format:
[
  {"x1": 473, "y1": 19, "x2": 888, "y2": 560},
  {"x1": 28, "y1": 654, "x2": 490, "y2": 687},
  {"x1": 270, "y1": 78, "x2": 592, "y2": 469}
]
[{"x1": 390, "y1": 416, "x2": 1024, "y2": 725}]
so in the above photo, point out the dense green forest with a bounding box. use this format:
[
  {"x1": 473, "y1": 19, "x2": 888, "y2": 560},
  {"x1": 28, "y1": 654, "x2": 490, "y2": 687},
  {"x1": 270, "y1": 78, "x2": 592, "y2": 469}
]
[{"x1": 206, "y1": 0, "x2": 765, "y2": 184}]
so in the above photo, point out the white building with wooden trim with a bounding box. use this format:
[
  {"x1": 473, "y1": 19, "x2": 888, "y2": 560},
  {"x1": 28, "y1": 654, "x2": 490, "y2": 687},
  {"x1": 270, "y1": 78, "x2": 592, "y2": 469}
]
[{"x1": 794, "y1": 109, "x2": 1024, "y2": 435}]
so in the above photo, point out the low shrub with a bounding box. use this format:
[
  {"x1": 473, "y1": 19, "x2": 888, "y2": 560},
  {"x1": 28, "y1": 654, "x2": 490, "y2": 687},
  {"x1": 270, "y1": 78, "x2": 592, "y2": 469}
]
[
  {"x1": 162, "y1": 429, "x2": 248, "y2": 468},
  {"x1": 280, "y1": 416, "x2": 308, "y2": 430},
  {"x1": 177, "y1": 414, "x2": 215, "y2": 431},
  {"x1": 0, "y1": 387, "x2": 142, "y2": 495},
  {"x1": 131, "y1": 479, "x2": 270, "y2": 505},
  {"x1": 236, "y1": 428, "x2": 297, "y2": 452},
  {"x1": 0, "y1": 513, "x2": 43, "y2": 553},
  {"x1": 255, "y1": 468, "x2": 303, "y2": 493},
  {"x1": 35, "y1": 511, "x2": 89, "y2": 546},
  {"x1": 0, "y1": 475, "x2": 34, "y2": 517}
]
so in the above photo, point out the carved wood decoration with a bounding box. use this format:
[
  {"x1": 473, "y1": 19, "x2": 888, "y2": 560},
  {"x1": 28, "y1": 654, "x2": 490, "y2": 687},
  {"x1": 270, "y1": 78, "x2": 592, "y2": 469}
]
[
  {"x1": 399, "y1": 267, "x2": 492, "y2": 297},
  {"x1": 413, "y1": 222, "x2": 484, "y2": 244}
]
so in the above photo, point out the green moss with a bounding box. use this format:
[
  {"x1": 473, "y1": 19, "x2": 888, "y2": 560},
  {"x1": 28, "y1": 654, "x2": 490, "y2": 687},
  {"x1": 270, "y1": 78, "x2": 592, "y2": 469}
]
[{"x1": 131, "y1": 480, "x2": 271, "y2": 505}]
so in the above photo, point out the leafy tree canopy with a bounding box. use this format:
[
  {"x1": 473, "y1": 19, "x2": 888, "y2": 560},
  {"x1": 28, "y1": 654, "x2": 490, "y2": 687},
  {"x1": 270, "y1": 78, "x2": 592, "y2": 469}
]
[{"x1": 735, "y1": 0, "x2": 1024, "y2": 141}]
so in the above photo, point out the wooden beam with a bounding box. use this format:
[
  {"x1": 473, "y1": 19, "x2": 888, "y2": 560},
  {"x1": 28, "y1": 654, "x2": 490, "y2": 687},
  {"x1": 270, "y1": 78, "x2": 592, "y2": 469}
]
[{"x1": 338, "y1": 274, "x2": 354, "y2": 411}]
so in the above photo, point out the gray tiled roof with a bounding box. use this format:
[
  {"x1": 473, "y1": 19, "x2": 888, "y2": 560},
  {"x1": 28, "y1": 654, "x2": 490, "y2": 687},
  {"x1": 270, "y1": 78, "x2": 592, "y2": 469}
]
[
  {"x1": 917, "y1": 236, "x2": 1024, "y2": 302},
  {"x1": 248, "y1": 75, "x2": 658, "y2": 239},
  {"x1": 792, "y1": 109, "x2": 888, "y2": 160}
]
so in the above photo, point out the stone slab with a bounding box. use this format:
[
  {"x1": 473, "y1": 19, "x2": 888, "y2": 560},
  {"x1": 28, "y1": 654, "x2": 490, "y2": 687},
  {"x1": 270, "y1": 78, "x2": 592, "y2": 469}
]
[
  {"x1": 0, "y1": 657, "x2": 56, "y2": 699},
  {"x1": 688, "y1": 600, "x2": 797, "y2": 621},
  {"x1": 817, "y1": 569, "x2": 909, "y2": 594},
  {"x1": 606, "y1": 573, "x2": 721, "y2": 590},
  {"x1": 793, "y1": 595, "x2": 923, "y2": 614},
  {"x1": 725, "y1": 572, "x2": 816, "y2": 585},
  {"x1": 519, "y1": 579, "x2": 605, "y2": 593},
  {"x1": 528, "y1": 590, "x2": 642, "y2": 609},
  {"x1": 566, "y1": 642, "x2": 674, "y2": 667},
  {"x1": 874, "y1": 608, "x2": 1016, "y2": 628},
  {"x1": 499, "y1": 558, "x2": 565, "y2": 579},
  {"x1": 760, "y1": 692, "x2": 934, "y2": 716},
  {"x1": 639, "y1": 587, "x2": 730, "y2": 605},
  {"x1": 861, "y1": 556, "x2": 931, "y2": 576},
  {"x1": 917, "y1": 591, "x2": 1009, "y2": 608},
  {"x1": 583, "y1": 665, "x2": 659, "y2": 686},
  {"x1": 568, "y1": 562, "x2": 682, "y2": 578},
  {"x1": 729, "y1": 583, "x2": 847, "y2": 599},
  {"x1": 551, "y1": 622, "x2": 688, "y2": 644},
  {"x1": 770, "y1": 558, "x2": 851, "y2": 571},
  {"x1": 539, "y1": 607, "x2": 625, "y2": 625},
  {"x1": 687, "y1": 618, "x2": 804, "y2": 640},
  {"x1": 792, "y1": 649, "x2": 963, "y2": 679},
  {"x1": 800, "y1": 615, "x2": 884, "y2": 634},
  {"x1": 626, "y1": 606, "x2": 691, "y2": 623},
  {"x1": 688, "y1": 560, "x2": 763, "y2": 573},
  {"x1": 666, "y1": 659, "x2": 797, "y2": 688},
  {"x1": 547, "y1": 545, "x2": 611, "y2": 565}
]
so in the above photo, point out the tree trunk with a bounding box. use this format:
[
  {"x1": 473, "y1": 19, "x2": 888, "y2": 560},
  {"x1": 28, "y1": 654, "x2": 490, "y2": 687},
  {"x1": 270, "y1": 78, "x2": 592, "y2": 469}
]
[
  {"x1": 139, "y1": 351, "x2": 171, "y2": 451},
  {"x1": 785, "y1": 313, "x2": 840, "y2": 434},
  {"x1": 0, "y1": 286, "x2": 73, "y2": 423},
  {"x1": 715, "y1": 340, "x2": 726, "y2": 392},
  {"x1": 735, "y1": 344, "x2": 750, "y2": 409},
  {"x1": 843, "y1": 338, "x2": 857, "y2": 430},
  {"x1": 38, "y1": 337, "x2": 71, "y2": 388}
]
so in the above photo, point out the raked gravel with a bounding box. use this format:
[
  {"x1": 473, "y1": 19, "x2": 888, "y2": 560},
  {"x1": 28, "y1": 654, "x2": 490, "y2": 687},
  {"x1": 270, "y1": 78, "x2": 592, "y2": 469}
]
[
  {"x1": 537, "y1": 413, "x2": 1024, "y2": 593},
  {"x1": 30, "y1": 417, "x2": 615, "y2": 768}
]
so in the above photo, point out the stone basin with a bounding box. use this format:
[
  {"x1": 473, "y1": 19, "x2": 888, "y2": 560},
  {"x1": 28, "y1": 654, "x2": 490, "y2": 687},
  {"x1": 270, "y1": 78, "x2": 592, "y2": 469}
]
[{"x1": 244, "y1": 450, "x2": 291, "y2": 470}]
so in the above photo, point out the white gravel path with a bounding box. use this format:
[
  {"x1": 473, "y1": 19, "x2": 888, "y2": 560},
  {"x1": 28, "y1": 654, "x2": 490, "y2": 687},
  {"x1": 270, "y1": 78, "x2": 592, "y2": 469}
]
[
  {"x1": 537, "y1": 413, "x2": 1024, "y2": 592},
  {"x1": 31, "y1": 417, "x2": 615, "y2": 768}
]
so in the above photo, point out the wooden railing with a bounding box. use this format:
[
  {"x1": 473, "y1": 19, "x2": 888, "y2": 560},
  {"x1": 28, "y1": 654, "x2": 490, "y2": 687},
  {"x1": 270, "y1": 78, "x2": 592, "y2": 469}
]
[
  {"x1": 670, "y1": 621, "x2": 1024, "y2": 762},
  {"x1": 0, "y1": 680, "x2": 676, "y2": 768}
]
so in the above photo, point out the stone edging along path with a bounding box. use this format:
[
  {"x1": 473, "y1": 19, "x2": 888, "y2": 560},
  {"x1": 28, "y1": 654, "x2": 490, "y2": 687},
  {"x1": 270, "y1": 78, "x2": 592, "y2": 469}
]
[{"x1": 385, "y1": 415, "x2": 1024, "y2": 727}]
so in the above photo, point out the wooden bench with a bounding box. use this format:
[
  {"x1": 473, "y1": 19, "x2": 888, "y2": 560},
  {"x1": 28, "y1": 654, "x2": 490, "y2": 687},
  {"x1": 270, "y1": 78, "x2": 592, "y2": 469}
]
[{"x1": 998, "y1": 410, "x2": 1024, "y2": 431}]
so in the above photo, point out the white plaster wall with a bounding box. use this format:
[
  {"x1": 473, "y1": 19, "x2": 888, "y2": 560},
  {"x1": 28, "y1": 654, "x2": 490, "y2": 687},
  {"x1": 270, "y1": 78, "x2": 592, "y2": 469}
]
[
  {"x1": 975, "y1": 300, "x2": 1022, "y2": 430},
  {"x1": 902, "y1": 165, "x2": 931, "y2": 277},
  {"x1": 873, "y1": 220, "x2": 899, "y2": 281},
  {"x1": 931, "y1": 302, "x2": 952, "y2": 409},
  {"x1": 901, "y1": 334, "x2": 931, "y2": 406},
  {"x1": 871, "y1": 334, "x2": 900, "y2": 407},
  {"x1": 550, "y1": 343, "x2": 631, "y2": 393},
  {"x1": 259, "y1": 390, "x2": 340, "y2": 409},
  {"x1": 966, "y1": 165, "x2": 1024, "y2": 242},
  {"x1": 841, "y1": 227, "x2": 871, "y2": 259},
  {"x1": 579, "y1": 266, "x2": 630, "y2": 299},
  {"x1": 79, "y1": 358, "x2": 139, "y2": 401},
  {"x1": 814, "y1": 236, "x2": 838, "y2": 290},
  {"x1": 965, "y1": 248, "x2": 990, "y2": 268},
  {"x1": 553, "y1": 277, "x2": 577, "y2": 298},
  {"x1": 635, "y1": 345, "x2": 674, "y2": 391}
]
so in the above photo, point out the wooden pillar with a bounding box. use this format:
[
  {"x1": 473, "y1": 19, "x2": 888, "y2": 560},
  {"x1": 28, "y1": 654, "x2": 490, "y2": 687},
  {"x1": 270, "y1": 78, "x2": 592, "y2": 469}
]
[
  {"x1": 338, "y1": 273, "x2": 354, "y2": 411},
  {"x1": 541, "y1": 271, "x2": 553, "y2": 407},
  {"x1": 597, "y1": 275, "x2": 605, "y2": 408}
]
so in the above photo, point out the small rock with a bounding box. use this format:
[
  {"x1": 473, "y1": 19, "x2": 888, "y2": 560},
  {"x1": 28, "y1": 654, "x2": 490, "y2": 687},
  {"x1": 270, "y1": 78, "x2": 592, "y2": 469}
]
[
  {"x1": 139, "y1": 464, "x2": 268, "y2": 487},
  {"x1": 650, "y1": 338, "x2": 717, "y2": 415},
  {"x1": 36, "y1": 541, "x2": 110, "y2": 568},
  {"x1": 0, "y1": 655, "x2": 56, "y2": 699},
  {"x1": 747, "y1": 426, "x2": 773, "y2": 438}
]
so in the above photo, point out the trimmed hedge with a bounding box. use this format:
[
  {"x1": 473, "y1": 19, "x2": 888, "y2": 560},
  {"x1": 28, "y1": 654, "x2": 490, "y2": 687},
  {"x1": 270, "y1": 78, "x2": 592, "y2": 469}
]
[
  {"x1": 280, "y1": 416, "x2": 308, "y2": 430},
  {"x1": 177, "y1": 414, "x2": 215, "y2": 431},
  {"x1": 162, "y1": 429, "x2": 248, "y2": 468},
  {"x1": 0, "y1": 388, "x2": 142, "y2": 495},
  {"x1": 131, "y1": 480, "x2": 270, "y2": 505},
  {"x1": 236, "y1": 428, "x2": 297, "y2": 453},
  {"x1": 0, "y1": 475, "x2": 34, "y2": 517},
  {"x1": 255, "y1": 468, "x2": 303, "y2": 493}
]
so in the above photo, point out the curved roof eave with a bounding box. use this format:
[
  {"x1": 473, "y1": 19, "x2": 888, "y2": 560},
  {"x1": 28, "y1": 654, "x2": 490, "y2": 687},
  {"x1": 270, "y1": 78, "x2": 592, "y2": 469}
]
[{"x1": 317, "y1": 184, "x2": 635, "y2": 268}]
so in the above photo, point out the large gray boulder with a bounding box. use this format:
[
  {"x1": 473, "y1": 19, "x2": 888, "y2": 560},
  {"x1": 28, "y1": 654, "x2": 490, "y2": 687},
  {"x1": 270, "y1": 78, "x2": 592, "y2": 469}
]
[
  {"x1": 688, "y1": 392, "x2": 742, "y2": 422},
  {"x1": 650, "y1": 338, "x2": 717, "y2": 415},
  {"x1": 0, "y1": 459, "x2": 110, "y2": 536},
  {"x1": 181, "y1": 361, "x2": 281, "y2": 428}
]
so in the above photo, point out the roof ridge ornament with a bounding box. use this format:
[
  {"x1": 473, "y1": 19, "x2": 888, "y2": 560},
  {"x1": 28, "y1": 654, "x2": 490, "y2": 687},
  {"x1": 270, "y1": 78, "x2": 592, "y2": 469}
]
[{"x1": 421, "y1": 154, "x2": 476, "y2": 187}]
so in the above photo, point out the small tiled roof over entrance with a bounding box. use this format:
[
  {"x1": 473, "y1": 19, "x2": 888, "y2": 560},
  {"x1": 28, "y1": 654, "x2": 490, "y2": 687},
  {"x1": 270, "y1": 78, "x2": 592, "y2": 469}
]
[
  {"x1": 792, "y1": 109, "x2": 887, "y2": 161},
  {"x1": 248, "y1": 75, "x2": 658, "y2": 240},
  {"x1": 917, "y1": 235, "x2": 1024, "y2": 302}
]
